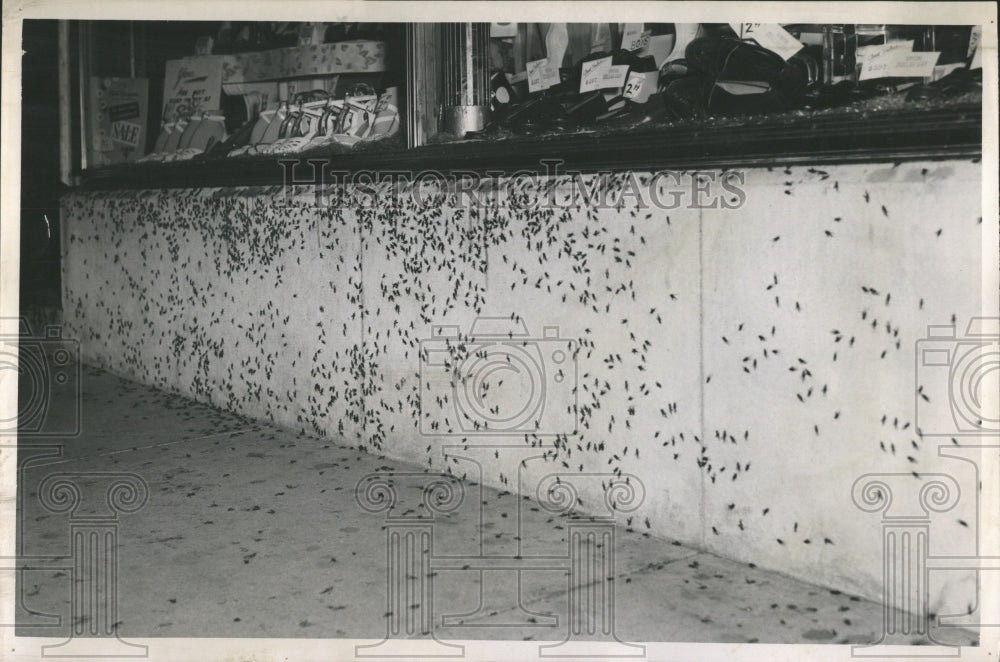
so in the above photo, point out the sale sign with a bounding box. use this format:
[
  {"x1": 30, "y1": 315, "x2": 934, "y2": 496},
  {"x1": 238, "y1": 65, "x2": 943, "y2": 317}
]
[{"x1": 87, "y1": 77, "x2": 149, "y2": 166}]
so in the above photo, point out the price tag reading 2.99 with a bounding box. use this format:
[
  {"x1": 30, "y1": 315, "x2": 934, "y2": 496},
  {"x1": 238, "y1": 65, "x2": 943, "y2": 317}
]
[{"x1": 623, "y1": 71, "x2": 646, "y2": 99}]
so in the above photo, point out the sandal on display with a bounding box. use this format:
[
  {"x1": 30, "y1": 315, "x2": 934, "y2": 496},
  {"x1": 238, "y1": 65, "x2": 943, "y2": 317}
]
[
  {"x1": 329, "y1": 89, "x2": 377, "y2": 146},
  {"x1": 365, "y1": 93, "x2": 399, "y2": 140},
  {"x1": 162, "y1": 117, "x2": 189, "y2": 153},
  {"x1": 297, "y1": 99, "x2": 347, "y2": 152},
  {"x1": 138, "y1": 117, "x2": 188, "y2": 162},
  {"x1": 181, "y1": 112, "x2": 228, "y2": 159},
  {"x1": 231, "y1": 101, "x2": 288, "y2": 156},
  {"x1": 272, "y1": 100, "x2": 328, "y2": 153},
  {"x1": 249, "y1": 103, "x2": 279, "y2": 143},
  {"x1": 150, "y1": 121, "x2": 174, "y2": 154}
]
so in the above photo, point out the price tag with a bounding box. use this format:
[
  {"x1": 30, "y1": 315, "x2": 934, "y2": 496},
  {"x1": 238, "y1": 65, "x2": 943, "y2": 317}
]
[
  {"x1": 857, "y1": 40, "x2": 913, "y2": 61},
  {"x1": 600, "y1": 64, "x2": 630, "y2": 89},
  {"x1": 580, "y1": 56, "x2": 613, "y2": 93},
  {"x1": 968, "y1": 26, "x2": 982, "y2": 58},
  {"x1": 623, "y1": 70, "x2": 649, "y2": 100},
  {"x1": 729, "y1": 23, "x2": 804, "y2": 60},
  {"x1": 621, "y1": 23, "x2": 648, "y2": 52},
  {"x1": 858, "y1": 42, "x2": 940, "y2": 80},
  {"x1": 527, "y1": 59, "x2": 561, "y2": 93},
  {"x1": 969, "y1": 25, "x2": 982, "y2": 69}
]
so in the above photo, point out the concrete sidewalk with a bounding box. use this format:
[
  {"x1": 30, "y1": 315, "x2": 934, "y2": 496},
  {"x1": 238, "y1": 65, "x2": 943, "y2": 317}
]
[{"x1": 13, "y1": 364, "x2": 979, "y2": 646}]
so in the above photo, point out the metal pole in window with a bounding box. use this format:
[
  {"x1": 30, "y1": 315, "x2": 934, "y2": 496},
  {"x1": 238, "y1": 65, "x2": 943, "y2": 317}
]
[
  {"x1": 77, "y1": 22, "x2": 91, "y2": 171},
  {"x1": 129, "y1": 21, "x2": 136, "y2": 79},
  {"x1": 405, "y1": 23, "x2": 441, "y2": 149},
  {"x1": 440, "y1": 23, "x2": 490, "y2": 137},
  {"x1": 58, "y1": 21, "x2": 74, "y2": 186}
]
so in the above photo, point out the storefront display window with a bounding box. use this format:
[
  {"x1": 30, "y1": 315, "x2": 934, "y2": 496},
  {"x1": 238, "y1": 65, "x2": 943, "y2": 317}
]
[{"x1": 60, "y1": 20, "x2": 982, "y2": 187}]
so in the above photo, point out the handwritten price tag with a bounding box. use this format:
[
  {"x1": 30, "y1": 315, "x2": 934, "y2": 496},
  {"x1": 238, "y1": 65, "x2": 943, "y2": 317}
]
[
  {"x1": 858, "y1": 42, "x2": 940, "y2": 80},
  {"x1": 857, "y1": 40, "x2": 913, "y2": 60},
  {"x1": 968, "y1": 26, "x2": 981, "y2": 58},
  {"x1": 527, "y1": 58, "x2": 561, "y2": 93},
  {"x1": 580, "y1": 56, "x2": 613, "y2": 93},
  {"x1": 969, "y1": 25, "x2": 982, "y2": 69},
  {"x1": 729, "y1": 23, "x2": 803, "y2": 60},
  {"x1": 623, "y1": 71, "x2": 651, "y2": 101},
  {"x1": 600, "y1": 64, "x2": 630, "y2": 89}
]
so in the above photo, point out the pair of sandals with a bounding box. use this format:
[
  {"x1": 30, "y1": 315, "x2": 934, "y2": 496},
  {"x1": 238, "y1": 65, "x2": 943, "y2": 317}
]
[
  {"x1": 139, "y1": 112, "x2": 228, "y2": 163},
  {"x1": 224, "y1": 87, "x2": 398, "y2": 157},
  {"x1": 229, "y1": 99, "x2": 333, "y2": 156},
  {"x1": 228, "y1": 90, "x2": 335, "y2": 156}
]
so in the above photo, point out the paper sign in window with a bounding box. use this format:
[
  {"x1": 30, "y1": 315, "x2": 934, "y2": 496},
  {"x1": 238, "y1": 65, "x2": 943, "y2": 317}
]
[
  {"x1": 527, "y1": 58, "x2": 561, "y2": 93},
  {"x1": 621, "y1": 24, "x2": 648, "y2": 52},
  {"x1": 728, "y1": 23, "x2": 803, "y2": 60},
  {"x1": 580, "y1": 56, "x2": 613, "y2": 93},
  {"x1": 858, "y1": 43, "x2": 940, "y2": 80}
]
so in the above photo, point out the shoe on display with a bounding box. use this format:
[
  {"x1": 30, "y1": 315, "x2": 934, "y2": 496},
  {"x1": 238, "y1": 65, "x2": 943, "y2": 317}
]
[
  {"x1": 183, "y1": 112, "x2": 227, "y2": 157},
  {"x1": 151, "y1": 121, "x2": 174, "y2": 154},
  {"x1": 203, "y1": 115, "x2": 256, "y2": 159},
  {"x1": 250, "y1": 104, "x2": 279, "y2": 144},
  {"x1": 366, "y1": 94, "x2": 399, "y2": 140},
  {"x1": 273, "y1": 101, "x2": 327, "y2": 153},
  {"x1": 162, "y1": 117, "x2": 189, "y2": 153},
  {"x1": 654, "y1": 36, "x2": 808, "y2": 118},
  {"x1": 500, "y1": 95, "x2": 570, "y2": 133},
  {"x1": 175, "y1": 114, "x2": 204, "y2": 150},
  {"x1": 597, "y1": 92, "x2": 669, "y2": 128},
  {"x1": 232, "y1": 102, "x2": 289, "y2": 156}
]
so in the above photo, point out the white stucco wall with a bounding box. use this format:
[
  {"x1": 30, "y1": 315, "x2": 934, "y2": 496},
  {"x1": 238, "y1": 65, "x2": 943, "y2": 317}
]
[{"x1": 61, "y1": 159, "x2": 988, "y2": 615}]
